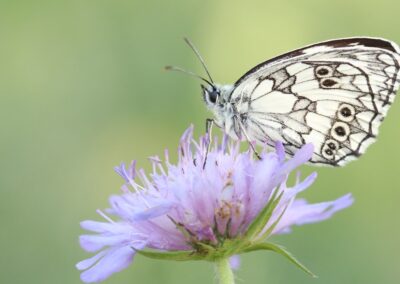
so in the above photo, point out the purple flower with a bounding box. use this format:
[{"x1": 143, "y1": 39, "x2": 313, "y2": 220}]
[{"x1": 76, "y1": 126, "x2": 353, "y2": 283}]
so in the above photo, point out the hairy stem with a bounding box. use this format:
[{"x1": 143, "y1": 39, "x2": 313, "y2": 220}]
[{"x1": 216, "y1": 258, "x2": 235, "y2": 284}]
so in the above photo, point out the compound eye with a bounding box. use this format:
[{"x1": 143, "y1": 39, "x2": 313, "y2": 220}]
[{"x1": 208, "y1": 90, "x2": 219, "y2": 104}]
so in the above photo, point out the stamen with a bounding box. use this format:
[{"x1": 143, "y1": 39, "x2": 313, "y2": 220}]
[
  {"x1": 126, "y1": 179, "x2": 151, "y2": 208},
  {"x1": 164, "y1": 149, "x2": 170, "y2": 165},
  {"x1": 157, "y1": 164, "x2": 166, "y2": 176},
  {"x1": 96, "y1": 209, "x2": 115, "y2": 223}
]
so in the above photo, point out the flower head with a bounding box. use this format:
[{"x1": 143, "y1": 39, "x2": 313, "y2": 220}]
[{"x1": 77, "y1": 126, "x2": 353, "y2": 283}]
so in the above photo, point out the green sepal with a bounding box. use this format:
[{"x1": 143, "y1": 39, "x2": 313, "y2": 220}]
[
  {"x1": 242, "y1": 189, "x2": 283, "y2": 242},
  {"x1": 257, "y1": 204, "x2": 288, "y2": 241},
  {"x1": 242, "y1": 242, "x2": 317, "y2": 278},
  {"x1": 136, "y1": 248, "x2": 204, "y2": 261},
  {"x1": 167, "y1": 216, "x2": 193, "y2": 240},
  {"x1": 216, "y1": 239, "x2": 245, "y2": 258}
]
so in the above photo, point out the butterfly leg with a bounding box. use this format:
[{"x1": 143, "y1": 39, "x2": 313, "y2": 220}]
[
  {"x1": 203, "y1": 118, "x2": 214, "y2": 169},
  {"x1": 235, "y1": 116, "x2": 262, "y2": 160}
]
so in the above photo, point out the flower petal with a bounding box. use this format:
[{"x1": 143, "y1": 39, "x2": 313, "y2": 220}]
[
  {"x1": 293, "y1": 193, "x2": 354, "y2": 225},
  {"x1": 273, "y1": 193, "x2": 353, "y2": 234},
  {"x1": 80, "y1": 220, "x2": 129, "y2": 234},
  {"x1": 132, "y1": 203, "x2": 174, "y2": 221},
  {"x1": 79, "y1": 234, "x2": 131, "y2": 252},
  {"x1": 76, "y1": 250, "x2": 107, "y2": 271},
  {"x1": 79, "y1": 245, "x2": 136, "y2": 283},
  {"x1": 281, "y1": 143, "x2": 314, "y2": 174},
  {"x1": 275, "y1": 141, "x2": 285, "y2": 163},
  {"x1": 285, "y1": 172, "x2": 318, "y2": 201},
  {"x1": 114, "y1": 163, "x2": 130, "y2": 182}
]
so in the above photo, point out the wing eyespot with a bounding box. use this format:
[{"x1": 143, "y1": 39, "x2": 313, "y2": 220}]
[
  {"x1": 315, "y1": 65, "x2": 334, "y2": 78},
  {"x1": 337, "y1": 103, "x2": 356, "y2": 122},
  {"x1": 335, "y1": 126, "x2": 346, "y2": 136},
  {"x1": 321, "y1": 145, "x2": 335, "y2": 160},
  {"x1": 321, "y1": 139, "x2": 340, "y2": 160},
  {"x1": 321, "y1": 78, "x2": 340, "y2": 88},
  {"x1": 327, "y1": 141, "x2": 338, "y2": 150},
  {"x1": 330, "y1": 122, "x2": 350, "y2": 142}
]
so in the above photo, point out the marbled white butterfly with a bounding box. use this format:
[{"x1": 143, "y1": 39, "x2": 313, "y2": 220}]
[{"x1": 168, "y1": 37, "x2": 400, "y2": 166}]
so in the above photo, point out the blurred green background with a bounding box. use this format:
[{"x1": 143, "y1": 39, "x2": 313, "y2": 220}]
[{"x1": 1, "y1": 0, "x2": 400, "y2": 283}]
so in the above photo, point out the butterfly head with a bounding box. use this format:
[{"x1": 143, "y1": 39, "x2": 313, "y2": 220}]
[
  {"x1": 201, "y1": 84, "x2": 220, "y2": 106},
  {"x1": 201, "y1": 83, "x2": 235, "y2": 133},
  {"x1": 201, "y1": 84, "x2": 233, "y2": 107}
]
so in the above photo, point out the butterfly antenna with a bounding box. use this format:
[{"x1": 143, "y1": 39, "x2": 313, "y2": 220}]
[
  {"x1": 165, "y1": 65, "x2": 213, "y2": 86},
  {"x1": 183, "y1": 37, "x2": 214, "y2": 84}
]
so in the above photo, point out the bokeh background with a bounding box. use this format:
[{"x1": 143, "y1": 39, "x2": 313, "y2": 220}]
[{"x1": 1, "y1": 0, "x2": 400, "y2": 283}]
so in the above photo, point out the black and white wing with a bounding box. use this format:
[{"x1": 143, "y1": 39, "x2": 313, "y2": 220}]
[{"x1": 230, "y1": 37, "x2": 400, "y2": 166}]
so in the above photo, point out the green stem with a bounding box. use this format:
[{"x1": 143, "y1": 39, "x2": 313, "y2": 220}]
[{"x1": 216, "y1": 258, "x2": 235, "y2": 284}]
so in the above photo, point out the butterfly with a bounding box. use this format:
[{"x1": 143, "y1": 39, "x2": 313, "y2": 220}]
[{"x1": 167, "y1": 37, "x2": 400, "y2": 166}]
